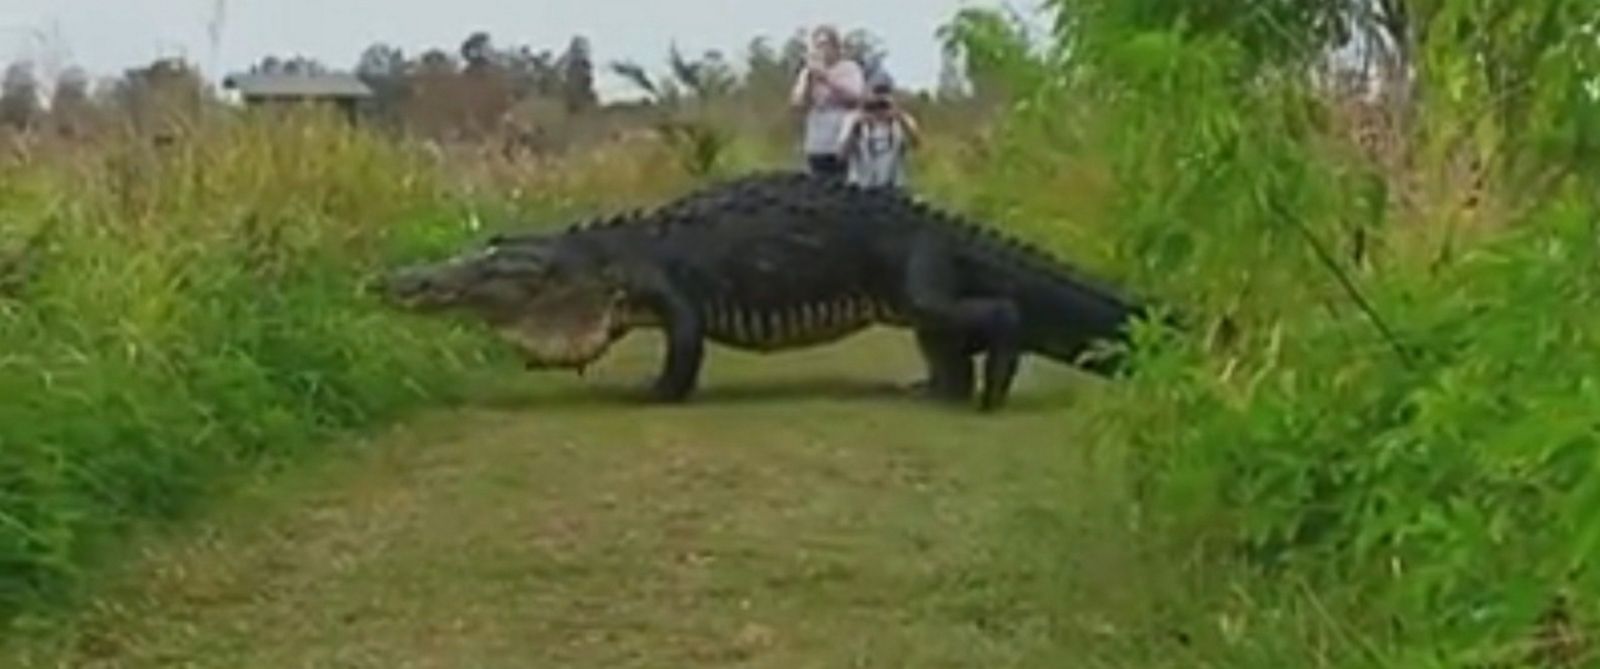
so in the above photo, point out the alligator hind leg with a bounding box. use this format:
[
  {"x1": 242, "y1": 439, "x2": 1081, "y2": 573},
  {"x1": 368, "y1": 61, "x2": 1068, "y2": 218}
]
[
  {"x1": 905, "y1": 234, "x2": 1024, "y2": 411},
  {"x1": 913, "y1": 327, "x2": 974, "y2": 403},
  {"x1": 966, "y1": 304, "x2": 1022, "y2": 410}
]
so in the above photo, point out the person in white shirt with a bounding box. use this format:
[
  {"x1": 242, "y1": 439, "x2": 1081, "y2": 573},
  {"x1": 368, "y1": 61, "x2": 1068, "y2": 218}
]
[
  {"x1": 837, "y1": 73, "x2": 921, "y2": 189},
  {"x1": 790, "y1": 25, "x2": 865, "y2": 179}
]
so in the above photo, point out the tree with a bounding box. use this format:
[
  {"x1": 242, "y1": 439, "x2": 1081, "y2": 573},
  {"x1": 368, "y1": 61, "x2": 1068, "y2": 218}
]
[
  {"x1": 937, "y1": 8, "x2": 1045, "y2": 102},
  {"x1": 357, "y1": 43, "x2": 407, "y2": 79},
  {"x1": 460, "y1": 31, "x2": 494, "y2": 71},
  {"x1": 780, "y1": 29, "x2": 809, "y2": 71},
  {"x1": 49, "y1": 66, "x2": 94, "y2": 135},
  {"x1": 742, "y1": 36, "x2": 794, "y2": 97},
  {"x1": 498, "y1": 46, "x2": 559, "y2": 99},
  {"x1": 403, "y1": 49, "x2": 464, "y2": 138},
  {"x1": 0, "y1": 62, "x2": 41, "y2": 130},
  {"x1": 355, "y1": 43, "x2": 410, "y2": 127},
  {"x1": 50, "y1": 67, "x2": 90, "y2": 109},
  {"x1": 104, "y1": 58, "x2": 208, "y2": 133},
  {"x1": 666, "y1": 44, "x2": 736, "y2": 100},
  {"x1": 416, "y1": 49, "x2": 458, "y2": 75},
  {"x1": 557, "y1": 36, "x2": 597, "y2": 112},
  {"x1": 843, "y1": 28, "x2": 888, "y2": 78},
  {"x1": 609, "y1": 60, "x2": 670, "y2": 103},
  {"x1": 454, "y1": 32, "x2": 515, "y2": 138}
]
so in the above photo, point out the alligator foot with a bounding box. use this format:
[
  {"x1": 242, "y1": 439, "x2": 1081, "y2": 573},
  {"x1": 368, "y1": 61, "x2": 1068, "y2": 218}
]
[
  {"x1": 647, "y1": 379, "x2": 695, "y2": 403},
  {"x1": 899, "y1": 374, "x2": 976, "y2": 407},
  {"x1": 912, "y1": 327, "x2": 976, "y2": 406},
  {"x1": 978, "y1": 347, "x2": 1022, "y2": 412},
  {"x1": 642, "y1": 291, "x2": 704, "y2": 405},
  {"x1": 896, "y1": 377, "x2": 966, "y2": 406},
  {"x1": 612, "y1": 377, "x2": 693, "y2": 406},
  {"x1": 896, "y1": 378, "x2": 930, "y2": 394}
]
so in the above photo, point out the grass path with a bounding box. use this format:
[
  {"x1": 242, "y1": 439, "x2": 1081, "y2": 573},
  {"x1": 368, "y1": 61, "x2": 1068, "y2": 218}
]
[{"x1": 4, "y1": 330, "x2": 1145, "y2": 668}]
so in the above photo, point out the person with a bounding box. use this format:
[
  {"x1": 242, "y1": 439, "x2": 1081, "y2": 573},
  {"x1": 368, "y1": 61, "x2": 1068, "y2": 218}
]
[
  {"x1": 790, "y1": 25, "x2": 865, "y2": 179},
  {"x1": 837, "y1": 73, "x2": 921, "y2": 189}
]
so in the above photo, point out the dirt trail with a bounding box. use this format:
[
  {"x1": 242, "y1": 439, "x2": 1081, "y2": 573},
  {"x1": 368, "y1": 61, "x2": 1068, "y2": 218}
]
[{"x1": 4, "y1": 330, "x2": 1128, "y2": 668}]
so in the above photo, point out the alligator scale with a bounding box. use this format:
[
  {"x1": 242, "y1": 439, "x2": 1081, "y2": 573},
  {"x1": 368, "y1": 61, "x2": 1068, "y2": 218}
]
[{"x1": 376, "y1": 171, "x2": 1155, "y2": 411}]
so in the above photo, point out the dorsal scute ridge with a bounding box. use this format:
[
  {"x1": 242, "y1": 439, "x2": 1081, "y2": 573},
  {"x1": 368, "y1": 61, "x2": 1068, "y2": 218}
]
[{"x1": 915, "y1": 203, "x2": 1115, "y2": 298}]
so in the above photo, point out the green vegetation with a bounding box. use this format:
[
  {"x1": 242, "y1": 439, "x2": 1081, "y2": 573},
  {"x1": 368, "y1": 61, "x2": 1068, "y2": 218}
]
[
  {"x1": 0, "y1": 113, "x2": 506, "y2": 622},
  {"x1": 0, "y1": 23, "x2": 898, "y2": 634},
  {"x1": 3, "y1": 0, "x2": 1599, "y2": 664},
  {"x1": 930, "y1": 0, "x2": 1600, "y2": 665}
]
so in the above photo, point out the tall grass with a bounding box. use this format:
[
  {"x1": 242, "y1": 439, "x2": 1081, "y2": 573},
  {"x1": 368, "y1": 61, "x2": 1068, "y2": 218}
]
[
  {"x1": 934, "y1": 2, "x2": 1600, "y2": 665},
  {"x1": 0, "y1": 94, "x2": 803, "y2": 629},
  {"x1": 0, "y1": 110, "x2": 535, "y2": 625}
]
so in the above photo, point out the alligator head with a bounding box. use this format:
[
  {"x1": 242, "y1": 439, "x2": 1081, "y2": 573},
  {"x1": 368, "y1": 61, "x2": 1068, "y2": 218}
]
[{"x1": 375, "y1": 233, "x2": 631, "y2": 370}]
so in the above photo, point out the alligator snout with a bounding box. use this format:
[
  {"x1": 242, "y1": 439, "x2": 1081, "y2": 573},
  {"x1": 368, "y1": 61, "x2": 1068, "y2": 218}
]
[
  {"x1": 381, "y1": 270, "x2": 427, "y2": 295},
  {"x1": 368, "y1": 267, "x2": 451, "y2": 309},
  {"x1": 361, "y1": 272, "x2": 392, "y2": 297}
]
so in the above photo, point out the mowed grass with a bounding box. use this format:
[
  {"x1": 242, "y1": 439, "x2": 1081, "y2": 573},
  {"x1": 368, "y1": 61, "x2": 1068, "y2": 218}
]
[{"x1": 1, "y1": 328, "x2": 1148, "y2": 668}]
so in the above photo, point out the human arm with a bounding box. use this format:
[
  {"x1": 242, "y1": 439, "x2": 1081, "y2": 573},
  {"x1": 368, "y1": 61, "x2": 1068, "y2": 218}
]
[
  {"x1": 800, "y1": 60, "x2": 865, "y2": 108},
  {"x1": 790, "y1": 66, "x2": 813, "y2": 107},
  {"x1": 837, "y1": 112, "x2": 862, "y2": 157},
  {"x1": 898, "y1": 110, "x2": 923, "y2": 148}
]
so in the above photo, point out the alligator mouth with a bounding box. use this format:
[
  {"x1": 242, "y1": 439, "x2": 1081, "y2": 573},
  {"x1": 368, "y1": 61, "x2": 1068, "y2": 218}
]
[
  {"x1": 375, "y1": 256, "x2": 629, "y2": 369},
  {"x1": 392, "y1": 291, "x2": 461, "y2": 312},
  {"x1": 373, "y1": 268, "x2": 466, "y2": 313}
]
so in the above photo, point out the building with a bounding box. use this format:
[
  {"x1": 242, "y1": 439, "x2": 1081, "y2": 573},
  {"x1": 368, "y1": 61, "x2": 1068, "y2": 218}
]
[{"x1": 221, "y1": 71, "x2": 374, "y2": 122}]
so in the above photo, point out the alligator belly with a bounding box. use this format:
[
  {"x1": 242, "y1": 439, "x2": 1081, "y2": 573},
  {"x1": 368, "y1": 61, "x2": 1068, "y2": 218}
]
[{"x1": 701, "y1": 295, "x2": 901, "y2": 352}]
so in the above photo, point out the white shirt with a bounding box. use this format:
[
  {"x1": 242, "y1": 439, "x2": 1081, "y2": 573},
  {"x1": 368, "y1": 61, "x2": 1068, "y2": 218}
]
[{"x1": 791, "y1": 59, "x2": 865, "y2": 155}]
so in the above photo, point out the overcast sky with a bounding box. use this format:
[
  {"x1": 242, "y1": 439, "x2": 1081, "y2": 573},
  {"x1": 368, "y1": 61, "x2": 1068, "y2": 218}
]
[{"x1": 1, "y1": 0, "x2": 1043, "y2": 99}]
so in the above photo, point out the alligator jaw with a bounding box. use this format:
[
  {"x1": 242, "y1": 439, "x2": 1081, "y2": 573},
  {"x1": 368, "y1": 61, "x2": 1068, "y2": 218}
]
[
  {"x1": 499, "y1": 304, "x2": 624, "y2": 373},
  {"x1": 372, "y1": 266, "x2": 466, "y2": 313},
  {"x1": 520, "y1": 355, "x2": 594, "y2": 372}
]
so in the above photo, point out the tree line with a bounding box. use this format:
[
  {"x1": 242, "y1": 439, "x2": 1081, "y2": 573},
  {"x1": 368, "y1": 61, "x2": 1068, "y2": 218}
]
[{"x1": 0, "y1": 24, "x2": 989, "y2": 148}]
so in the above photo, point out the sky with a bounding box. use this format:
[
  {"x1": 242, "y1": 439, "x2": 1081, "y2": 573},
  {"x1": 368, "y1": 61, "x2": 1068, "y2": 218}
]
[{"x1": 0, "y1": 0, "x2": 1045, "y2": 101}]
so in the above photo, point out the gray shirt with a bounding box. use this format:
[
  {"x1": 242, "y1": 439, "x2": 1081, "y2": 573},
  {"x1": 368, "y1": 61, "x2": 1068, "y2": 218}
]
[{"x1": 841, "y1": 111, "x2": 911, "y2": 188}]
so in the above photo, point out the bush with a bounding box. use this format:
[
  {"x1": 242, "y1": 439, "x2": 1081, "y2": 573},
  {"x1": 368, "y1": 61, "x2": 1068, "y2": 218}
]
[
  {"x1": 938, "y1": 0, "x2": 1600, "y2": 663},
  {"x1": 0, "y1": 112, "x2": 503, "y2": 621}
]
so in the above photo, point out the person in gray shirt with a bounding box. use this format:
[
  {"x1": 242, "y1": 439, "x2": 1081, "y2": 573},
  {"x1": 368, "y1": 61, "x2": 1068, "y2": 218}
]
[
  {"x1": 838, "y1": 73, "x2": 922, "y2": 189},
  {"x1": 790, "y1": 25, "x2": 865, "y2": 179}
]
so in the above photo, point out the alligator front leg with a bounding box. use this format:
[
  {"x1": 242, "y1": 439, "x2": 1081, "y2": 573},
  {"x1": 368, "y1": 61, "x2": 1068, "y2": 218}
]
[
  {"x1": 644, "y1": 285, "x2": 705, "y2": 403},
  {"x1": 905, "y1": 234, "x2": 1023, "y2": 411}
]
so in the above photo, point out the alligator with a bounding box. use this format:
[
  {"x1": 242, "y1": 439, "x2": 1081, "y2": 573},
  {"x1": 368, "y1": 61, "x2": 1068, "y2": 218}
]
[{"x1": 375, "y1": 171, "x2": 1159, "y2": 411}]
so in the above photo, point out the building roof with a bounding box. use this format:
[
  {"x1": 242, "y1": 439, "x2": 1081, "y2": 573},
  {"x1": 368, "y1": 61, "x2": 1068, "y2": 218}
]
[{"x1": 222, "y1": 72, "x2": 373, "y2": 99}]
